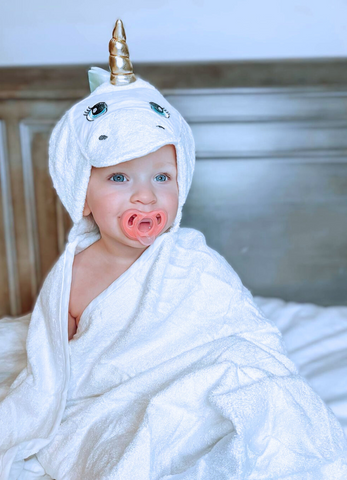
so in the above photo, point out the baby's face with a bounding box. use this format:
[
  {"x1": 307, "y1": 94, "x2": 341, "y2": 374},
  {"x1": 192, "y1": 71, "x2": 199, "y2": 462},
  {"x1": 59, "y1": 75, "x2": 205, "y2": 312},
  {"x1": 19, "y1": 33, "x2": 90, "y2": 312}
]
[{"x1": 83, "y1": 144, "x2": 178, "y2": 249}]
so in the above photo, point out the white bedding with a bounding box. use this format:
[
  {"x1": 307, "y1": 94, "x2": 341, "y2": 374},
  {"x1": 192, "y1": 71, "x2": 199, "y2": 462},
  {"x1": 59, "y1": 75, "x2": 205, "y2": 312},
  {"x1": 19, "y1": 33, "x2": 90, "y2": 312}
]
[
  {"x1": 0, "y1": 294, "x2": 346, "y2": 479},
  {"x1": 254, "y1": 296, "x2": 347, "y2": 438}
]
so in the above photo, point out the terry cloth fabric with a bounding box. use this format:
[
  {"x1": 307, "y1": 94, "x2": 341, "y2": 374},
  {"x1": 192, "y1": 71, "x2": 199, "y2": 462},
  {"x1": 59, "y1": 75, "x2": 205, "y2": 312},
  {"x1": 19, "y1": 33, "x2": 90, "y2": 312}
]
[{"x1": 1, "y1": 71, "x2": 347, "y2": 479}]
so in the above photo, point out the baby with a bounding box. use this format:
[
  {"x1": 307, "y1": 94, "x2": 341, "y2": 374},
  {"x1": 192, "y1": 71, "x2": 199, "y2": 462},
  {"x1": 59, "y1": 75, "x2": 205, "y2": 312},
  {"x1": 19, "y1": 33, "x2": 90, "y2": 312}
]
[
  {"x1": 68, "y1": 144, "x2": 178, "y2": 339},
  {"x1": 1, "y1": 19, "x2": 347, "y2": 480}
]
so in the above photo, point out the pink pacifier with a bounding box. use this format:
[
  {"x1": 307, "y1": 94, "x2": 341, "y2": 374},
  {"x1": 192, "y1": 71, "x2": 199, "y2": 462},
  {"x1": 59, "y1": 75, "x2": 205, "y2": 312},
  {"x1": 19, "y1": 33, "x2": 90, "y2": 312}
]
[{"x1": 120, "y1": 209, "x2": 168, "y2": 246}]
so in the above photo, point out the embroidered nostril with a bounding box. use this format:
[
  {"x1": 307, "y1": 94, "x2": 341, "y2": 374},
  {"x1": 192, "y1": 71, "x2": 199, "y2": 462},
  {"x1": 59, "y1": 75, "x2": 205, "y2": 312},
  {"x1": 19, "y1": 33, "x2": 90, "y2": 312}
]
[
  {"x1": 99, "y1": 135, "x2": 108, "y2": 140},
  {"x1": 156, "y1": 125, "x2": 165, "y2": 130}
]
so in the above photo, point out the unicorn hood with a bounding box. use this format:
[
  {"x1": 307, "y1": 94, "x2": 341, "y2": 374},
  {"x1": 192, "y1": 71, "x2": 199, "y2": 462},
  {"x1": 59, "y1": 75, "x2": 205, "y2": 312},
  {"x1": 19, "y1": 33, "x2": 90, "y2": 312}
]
[{"x1": 49, "y1": 70, "x2": 195, "y2": 244}]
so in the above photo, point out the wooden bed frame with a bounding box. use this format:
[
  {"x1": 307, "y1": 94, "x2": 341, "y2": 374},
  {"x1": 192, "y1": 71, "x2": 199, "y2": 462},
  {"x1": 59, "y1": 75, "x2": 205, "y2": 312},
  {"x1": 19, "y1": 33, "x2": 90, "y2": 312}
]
[{"x1": 1, "y1": 59, "x2": 347, "y2": 316}]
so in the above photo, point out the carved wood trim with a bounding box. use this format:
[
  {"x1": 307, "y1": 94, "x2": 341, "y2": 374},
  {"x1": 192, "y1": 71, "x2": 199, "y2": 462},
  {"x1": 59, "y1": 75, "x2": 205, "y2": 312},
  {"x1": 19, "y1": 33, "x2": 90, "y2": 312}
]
[
  {"x1": 0, "y1": 121, "x2": 21, "y2": 315},
  {"x1": 0, "y1": 58, "x2": 346, "y2": 100}
]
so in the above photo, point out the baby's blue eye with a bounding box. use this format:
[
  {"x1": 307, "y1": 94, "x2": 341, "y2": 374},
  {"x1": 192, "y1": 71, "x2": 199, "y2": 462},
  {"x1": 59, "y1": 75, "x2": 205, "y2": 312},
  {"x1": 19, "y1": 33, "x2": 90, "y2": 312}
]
[
  {"x1": 110, "y1": 174, "x2": 127, "y2": 182},
  {"x1": 84, "y1": 102, "x2": 108, "y2": 122},
  {"x1": 149, "y1": 102, "x2": 170, "y2": 118},
  {"x1": 155, "y1": 174, "x2": 169, "y2": 182}
]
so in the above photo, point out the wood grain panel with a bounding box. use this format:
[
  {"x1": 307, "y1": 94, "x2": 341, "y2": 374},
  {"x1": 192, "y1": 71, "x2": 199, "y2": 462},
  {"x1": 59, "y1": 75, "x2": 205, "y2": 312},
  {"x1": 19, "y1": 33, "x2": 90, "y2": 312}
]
[
  {"x1": 1, "y1": 59, "x2": 347, "y2": 100},
  {"x1": 166, "y1": 88, "x2": 347, "y2": 123},
  {"x1": 181, "y1": 159, "x2": 347, "y2": 305},
  {"x1": 0, "y1": 121, "x2": 16, "y2": 316},
  {"x1": 166, "y1": 88, "x2": 347, "y2": 159},
  {"x1": 19, "y1": 120, "x2": 63, "y2": 295},
  {"x1": 190, "y1": 120, "x2": 347, "y2": 158},
  {"x1": 0, "y1": 100, "x2": 75, "y2": 313}
]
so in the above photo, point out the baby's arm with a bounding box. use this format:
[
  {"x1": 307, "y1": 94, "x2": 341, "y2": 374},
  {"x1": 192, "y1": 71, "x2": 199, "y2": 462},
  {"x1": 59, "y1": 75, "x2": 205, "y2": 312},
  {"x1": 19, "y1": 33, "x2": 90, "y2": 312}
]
[{"x1": 68, "y1": 312, "x2": 77, "y2": 340}]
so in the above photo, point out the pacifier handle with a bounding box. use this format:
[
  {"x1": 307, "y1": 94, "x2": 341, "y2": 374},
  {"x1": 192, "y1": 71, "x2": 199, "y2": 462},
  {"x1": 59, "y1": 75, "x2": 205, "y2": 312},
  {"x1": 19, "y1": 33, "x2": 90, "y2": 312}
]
[{"x1": 120, "y1": 209, "x2": 168, "y2": 246}]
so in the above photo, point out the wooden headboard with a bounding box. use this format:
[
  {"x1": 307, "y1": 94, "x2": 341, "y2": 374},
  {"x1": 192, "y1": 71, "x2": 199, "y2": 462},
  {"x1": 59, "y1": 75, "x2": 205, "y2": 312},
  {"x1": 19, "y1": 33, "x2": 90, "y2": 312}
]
[{"x1": 1, "y1": 59, "x2": 347, "y2": 316}]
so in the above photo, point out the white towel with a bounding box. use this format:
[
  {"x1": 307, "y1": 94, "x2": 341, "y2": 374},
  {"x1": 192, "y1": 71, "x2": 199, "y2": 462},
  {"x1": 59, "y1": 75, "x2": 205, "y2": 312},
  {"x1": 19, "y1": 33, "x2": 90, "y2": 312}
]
[{"x1": 1, "y1": 69, "x2": 347, "y2": 479}]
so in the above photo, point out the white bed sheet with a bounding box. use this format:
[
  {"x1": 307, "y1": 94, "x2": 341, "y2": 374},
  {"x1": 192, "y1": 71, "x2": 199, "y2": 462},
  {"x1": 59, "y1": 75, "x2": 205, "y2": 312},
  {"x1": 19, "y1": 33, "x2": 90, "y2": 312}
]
[
  {"x1": 254, "y1": 296, "x2": 347, "y2": 438},
  {"x1": 0, "y1": 295, "x2": 346, "y2": 478}
]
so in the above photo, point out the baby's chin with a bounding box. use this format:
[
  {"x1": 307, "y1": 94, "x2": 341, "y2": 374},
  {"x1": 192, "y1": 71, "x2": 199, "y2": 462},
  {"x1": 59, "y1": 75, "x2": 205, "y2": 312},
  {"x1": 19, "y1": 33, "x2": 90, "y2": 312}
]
[{"x1": 98, "y1": 229, "x2": 159, "y2": 250}]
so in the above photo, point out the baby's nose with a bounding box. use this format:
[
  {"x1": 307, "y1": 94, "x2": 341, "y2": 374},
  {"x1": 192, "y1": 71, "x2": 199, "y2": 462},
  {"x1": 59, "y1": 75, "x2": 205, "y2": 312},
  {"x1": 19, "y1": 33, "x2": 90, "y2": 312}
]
[{"x1": 130, "y1": 185, "x2": 157, "y2": 204}]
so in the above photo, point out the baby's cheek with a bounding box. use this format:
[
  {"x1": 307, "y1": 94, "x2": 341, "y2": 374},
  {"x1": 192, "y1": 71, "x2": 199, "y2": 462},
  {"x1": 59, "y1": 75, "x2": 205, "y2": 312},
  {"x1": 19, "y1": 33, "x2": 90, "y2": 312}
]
[
  {"x1": 166, "y1": 193, "x2": 179, "y2": 223},
  {"x1": 169, "y1": 191, "x2": 179, "y2": 212},
  {"x1": 95, "y1": 193, "x2": 121, "y2": 217}
]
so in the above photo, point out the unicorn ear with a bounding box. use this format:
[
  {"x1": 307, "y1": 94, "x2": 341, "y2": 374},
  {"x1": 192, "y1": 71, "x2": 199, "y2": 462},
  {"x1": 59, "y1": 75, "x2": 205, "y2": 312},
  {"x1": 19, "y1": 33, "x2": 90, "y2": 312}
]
[{"x1": 87, "y1": 66, "x2": 110, "y2": 92}]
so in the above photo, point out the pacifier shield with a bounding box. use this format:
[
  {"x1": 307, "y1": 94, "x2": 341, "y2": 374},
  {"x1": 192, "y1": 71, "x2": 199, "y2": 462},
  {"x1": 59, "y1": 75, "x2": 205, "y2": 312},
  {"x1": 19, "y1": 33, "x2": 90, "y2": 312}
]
[{"x1": 120, "y1": 209, "x2": 168, "y2": 246}]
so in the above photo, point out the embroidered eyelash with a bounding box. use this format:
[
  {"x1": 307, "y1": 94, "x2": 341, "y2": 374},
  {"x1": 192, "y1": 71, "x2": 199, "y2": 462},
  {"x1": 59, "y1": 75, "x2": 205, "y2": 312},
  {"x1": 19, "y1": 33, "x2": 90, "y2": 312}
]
[{"x1": 83, "y1": 102, "x2": 108, "y2": 122}]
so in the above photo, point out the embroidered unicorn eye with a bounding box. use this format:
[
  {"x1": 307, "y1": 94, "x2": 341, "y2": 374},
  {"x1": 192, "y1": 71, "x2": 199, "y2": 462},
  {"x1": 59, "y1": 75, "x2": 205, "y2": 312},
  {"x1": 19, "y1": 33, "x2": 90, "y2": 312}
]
[
  {"x1": 83, "y1": 102, "x2": 108, "y2": 122},
  {"x1": 149, "y1": 102, "x2": 170, "y2": 118}
]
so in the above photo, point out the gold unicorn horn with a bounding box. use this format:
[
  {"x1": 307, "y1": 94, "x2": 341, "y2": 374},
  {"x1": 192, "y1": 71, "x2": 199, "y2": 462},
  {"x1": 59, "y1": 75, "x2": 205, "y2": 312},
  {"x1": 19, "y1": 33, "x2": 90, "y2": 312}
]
[{"x1": 109, "y1": 19, "x2": 137, "y2": 86}]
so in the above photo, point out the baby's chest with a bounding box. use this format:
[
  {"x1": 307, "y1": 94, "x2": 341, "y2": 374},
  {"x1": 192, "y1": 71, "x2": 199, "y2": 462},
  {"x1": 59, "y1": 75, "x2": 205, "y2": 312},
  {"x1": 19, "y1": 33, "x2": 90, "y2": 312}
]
[
  {"x1": 69, "y1": 278, "x2": 100, "y2": 325},
  {"x1": 69, "y1": 266, "x2": 121, "y2": 325}
]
